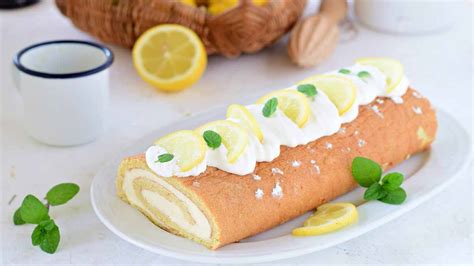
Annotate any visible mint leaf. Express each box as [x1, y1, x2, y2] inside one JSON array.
[[364, 183, 387, 200], [31, 224, 46, 246], [357, 71, 371, 80], [339, 68, 351, 74], [379, 187, 407, 205], [351, 157, 382, 188], [382, 172, 404, 191], [13, 208, 25, 225], [156, 153, 174, 163], [46, 183, 80, 206], [20, 195, 49, 224], [297, 84, 317, 99], [40, 225, 60, 254], [203, 130, 221, 149], [262, 97, 278, 117], [39, 219, 56, 231]]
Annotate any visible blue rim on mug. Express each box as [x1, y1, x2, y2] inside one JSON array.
[[13, 40, 114, 79]]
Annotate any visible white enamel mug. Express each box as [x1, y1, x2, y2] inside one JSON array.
[[13, 40, 113, 146]]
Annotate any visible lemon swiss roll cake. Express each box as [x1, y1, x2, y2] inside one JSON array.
[[116, 58, 437, 249]]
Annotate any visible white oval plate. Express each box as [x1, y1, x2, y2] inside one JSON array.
[[91, 109, 471, 264]]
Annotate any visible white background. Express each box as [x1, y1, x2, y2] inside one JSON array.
[[1, 0, 472, 264]]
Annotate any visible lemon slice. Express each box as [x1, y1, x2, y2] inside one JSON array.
[[298, 75, 356, 115], [196, 120, 248, 163], [154, 130, 206, 171], [226, 104, 264, 142], [256, 89, 311, 127], [292, 203, 358, 236], [133, 24, 207, 92], [356, 57, 404, 93]]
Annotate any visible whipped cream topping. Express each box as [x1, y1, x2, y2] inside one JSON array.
[[146, 146, 207, 178], [146, 64, 410, 177]]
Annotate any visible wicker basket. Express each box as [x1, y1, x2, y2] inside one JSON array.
[[55, 0, 306, 58]]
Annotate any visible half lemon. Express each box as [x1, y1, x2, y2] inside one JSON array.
[[133, 24, 207, 92]]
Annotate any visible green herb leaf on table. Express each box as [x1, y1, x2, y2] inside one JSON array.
[[364, 183, 387, 200], [351, 157, 382, 187], [262, 97, 278, 118], [13, 208, 25, 225], [46, 183, 80, 206], [339, 68, 351, 74], [297, 84, 317, 100], [20, 195, 49, 224], [351, 157, 407, 205], [357, 71, 371, 80], [13, 182, 79, 254], [381, 172, 404, 191], [155, 153, 174, 163], [203, 130, 222, 149], [379, 188, 407, 205]]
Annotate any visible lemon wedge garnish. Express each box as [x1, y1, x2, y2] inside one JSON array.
[[298, 75, 356, 115], [356, 57, 404, 93], [256, 89, 311, 127], [154, 130, 207, 171], [196, 120, 248, 163], [226, 104, 264, 142], [132, 24, 207, 92], [292, 203, 358, 236]]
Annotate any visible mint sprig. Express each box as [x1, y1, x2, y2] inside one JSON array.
[[13, 183, 80, 254], [339, 68, 351, 74], [203, 130, 222, 149], [156, 153, 174, 163], [262, 97, 278, 117], [351, 157, 407, 205], [297, 84, 317, 100], [357, 71, 371, 81]]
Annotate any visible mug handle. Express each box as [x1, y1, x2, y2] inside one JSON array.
[[11, 63, 20, 91]]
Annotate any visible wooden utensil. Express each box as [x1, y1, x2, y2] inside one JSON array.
[[288, 0, 348, 67]]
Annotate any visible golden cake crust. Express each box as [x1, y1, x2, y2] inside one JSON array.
[[117, 88, 437, 249]]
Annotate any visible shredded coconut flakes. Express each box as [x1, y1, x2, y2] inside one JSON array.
[[271, 167, 284, 175], [325, 142, 333, 150], [314, 165, 321, 175], [413, 91, 422, 98], [358, 139, 366, 147], [291, 160, 301, 167], [252, 174, 261, 181], [255, 188, 264, 199], [412, 106, 423, 115], [271, 182, 283, 199], [371, 105, 384, 118]]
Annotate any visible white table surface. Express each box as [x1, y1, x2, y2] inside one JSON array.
[[1, 1, 472, 264]]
